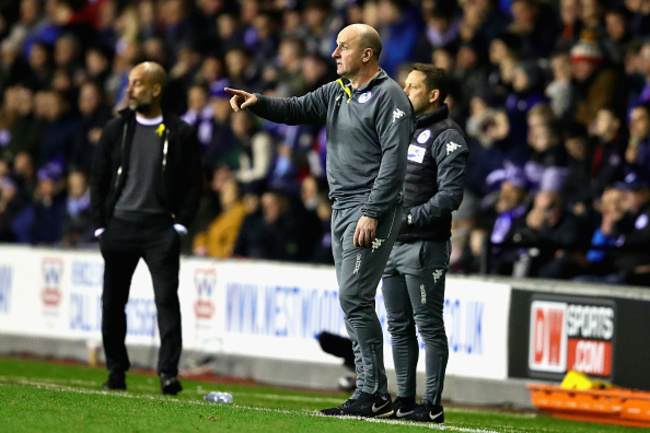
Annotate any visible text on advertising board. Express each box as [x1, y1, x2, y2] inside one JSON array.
[[0, 265, 11, 313], [445, 298, 484, 355], [226, 282, 344, 338], [529, 300, 614, 377]]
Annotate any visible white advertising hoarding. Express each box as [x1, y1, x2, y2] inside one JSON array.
[[0, 246, 510, 379]]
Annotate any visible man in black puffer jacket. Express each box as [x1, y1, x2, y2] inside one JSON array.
[[382, 63, 468, 424], [90, 62, 201, 395]]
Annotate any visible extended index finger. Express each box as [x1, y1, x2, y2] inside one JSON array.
[[224, 87, 244, 96]]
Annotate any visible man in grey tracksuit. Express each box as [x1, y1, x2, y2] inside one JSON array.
[[383, 64, 467, 423], [226, 24, 413, 417]]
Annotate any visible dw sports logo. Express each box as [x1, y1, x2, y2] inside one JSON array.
[[529, 299, 615, 377]]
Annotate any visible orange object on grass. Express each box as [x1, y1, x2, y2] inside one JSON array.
[[528, 383, 650, 428]]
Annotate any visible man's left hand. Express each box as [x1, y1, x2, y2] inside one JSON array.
[[354, 216, 378, 248]]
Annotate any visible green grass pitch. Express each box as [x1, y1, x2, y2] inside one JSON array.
[[0, 357, 641, 432]]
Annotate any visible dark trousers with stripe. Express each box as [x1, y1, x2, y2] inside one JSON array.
[[382, 240, 450, 405], [331, 204, 401, 397], [100, 215, 182, 376]]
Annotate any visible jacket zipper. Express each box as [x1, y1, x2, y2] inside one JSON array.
[[114, 122, 128, 189], [162, 128, 169, 176]]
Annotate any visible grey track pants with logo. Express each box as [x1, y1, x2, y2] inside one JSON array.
[[382, 240, 450, 405], [331, 204, 402, 397]]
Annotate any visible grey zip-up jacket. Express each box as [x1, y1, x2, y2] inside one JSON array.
[[251, 69, 414, 219]]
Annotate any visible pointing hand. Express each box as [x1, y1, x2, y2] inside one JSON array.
[[224, 87, 258, 112]]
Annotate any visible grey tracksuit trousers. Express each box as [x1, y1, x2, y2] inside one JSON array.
[[332, 204, 402, 397], [382, 239, 450, 405]]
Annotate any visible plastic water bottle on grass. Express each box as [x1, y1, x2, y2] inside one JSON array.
[[204, 391, 233, 403]]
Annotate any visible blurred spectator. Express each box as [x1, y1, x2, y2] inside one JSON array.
[[272, 36, 307, 98], [558, 0, 582, 46], [572, 187, 622, 282], [602, 6, 633, 65], [453, 39, 489, 117], [216, 12, 243, 52], [486, 33, 522, 102], [233, 189, 300, 261], [589, 108, 626, 197], [611, 171, 650, 285], [578, 0, 608, 49], [224, 46, 261, 92], [73, 81, 112, 173], [626, 0, 650, 38], [625, 104, 650, 172], [301, 0, 340, 59], [545, 50, 576, 123], [7, 0, 47, 59], [570, 39, 619, 127], [28, 41, 52, 90], [83, 45, 113, 92], [376, 0, 423, 77], [54, 33, 83, 77], [160, 0, 193, 64], [181, 84, 214, 152], [232, 110, 274, 193], [12, 151, 37, 201], [465, 106, 516, 195], [524, 120, 568, 192], [485, 166, 530, 275], [562, 122, 593, 211], [0, 176, 34, 243], [60, 170, 93, 246], [630, 40, 650, 108], [471, 0, 510, 48], [202, 85, 239, 173], [510, 189, 590, 278], [193, 176, 246, 258], [36, 89, 82, 167], [415, 0, 461, 61], [508, 0, 559, 59], [245, 10, 280, 68], [505, 60, 547, 147], [33, 160, 66, 244], [1, 38, 33, 95]]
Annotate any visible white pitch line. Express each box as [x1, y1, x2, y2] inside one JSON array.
[[0, 376, 535, 419], [0, 377, 514, 432]]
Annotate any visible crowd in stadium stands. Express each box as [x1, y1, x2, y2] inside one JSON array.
[[0, 0, 649, 283]]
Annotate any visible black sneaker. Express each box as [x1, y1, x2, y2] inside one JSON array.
[[391, 396, 417, 419], [339, 392, 394, 418], [321, 397, 357, 415], [404, 402, 444, 423], [102, 371, 126, 391], [160, 373, 183, 395]]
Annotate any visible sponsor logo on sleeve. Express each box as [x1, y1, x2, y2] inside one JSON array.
[[407, 144, 426, 164], [393, 108, 405, 122]]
